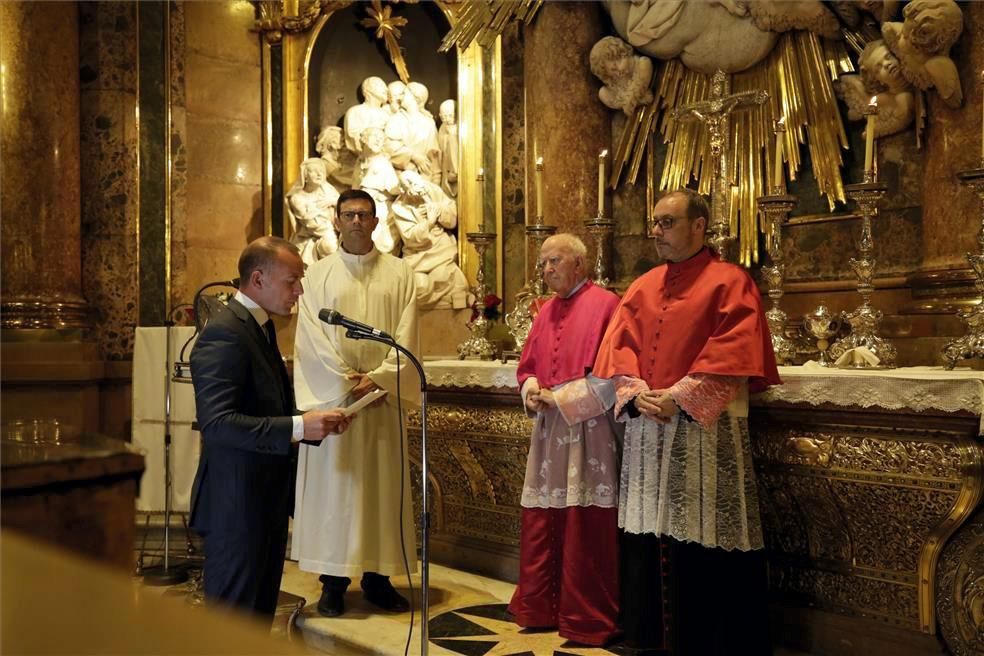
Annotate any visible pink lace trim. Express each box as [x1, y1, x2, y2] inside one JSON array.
[[669, 374, 744, 428], [613, 375, 650, 420]]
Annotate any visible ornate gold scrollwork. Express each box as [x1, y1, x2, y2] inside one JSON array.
[[407, 403, 530, 546], [936, 507, 984, 655], [752, 415, 983, 635], [784, 435, 834, 467]]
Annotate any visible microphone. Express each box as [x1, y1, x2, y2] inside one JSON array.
[[319, 309, 392, 339]]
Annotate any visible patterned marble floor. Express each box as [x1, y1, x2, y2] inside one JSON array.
[[280, 560, 624, 656], [281, 561, 811, 656]]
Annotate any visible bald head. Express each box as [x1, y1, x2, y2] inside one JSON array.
[[237, 236, 304, 316]]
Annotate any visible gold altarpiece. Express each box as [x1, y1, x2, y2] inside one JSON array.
[[257, 0, 503, 295]]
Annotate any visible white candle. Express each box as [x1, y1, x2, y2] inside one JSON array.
[[773, 117, 785, 190], [598, 149, 608, 216], [864, 96, 877, 174], [535, 157, 544, 220]]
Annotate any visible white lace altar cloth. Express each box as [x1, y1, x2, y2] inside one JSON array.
[[756, 365, 984, 434], [423, 359, 519, 390]]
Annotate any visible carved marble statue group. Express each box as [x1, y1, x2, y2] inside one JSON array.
[[289, 76, 468, 310]]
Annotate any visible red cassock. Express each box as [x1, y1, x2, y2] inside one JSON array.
[[517, 281, 621, 389], [594, 247, 780, 391], [509, 280, 622, 646]]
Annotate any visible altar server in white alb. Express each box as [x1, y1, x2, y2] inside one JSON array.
[[292, 188, 420, 618]]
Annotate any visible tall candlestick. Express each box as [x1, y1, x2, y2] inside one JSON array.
[[597, 149, 608, 216], [773, 117, 786, 190], [864, 96, 878, 174], [477, 168, 486, 231], [980, 70, 984, 164], [535, 157, 544, 222]]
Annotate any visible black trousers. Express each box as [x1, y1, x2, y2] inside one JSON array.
[[202, 520, 289, 620], [620, 531, 772, 656]]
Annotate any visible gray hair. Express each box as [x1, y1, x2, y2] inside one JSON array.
[[542, 233, 588, 259]]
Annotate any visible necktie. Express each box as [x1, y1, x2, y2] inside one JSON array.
[[264, 319, 281, 358], [264, 319, 293, 411]]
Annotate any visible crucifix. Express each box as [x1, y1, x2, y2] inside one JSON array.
[[671, 70, 768, 260]]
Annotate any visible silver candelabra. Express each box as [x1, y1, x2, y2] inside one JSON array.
[[828, 176, 897, 367], [458, 232, 498, 360]]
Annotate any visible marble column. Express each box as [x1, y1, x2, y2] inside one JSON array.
[[919, 1, 984, 272], [0, 1, 89, 329], [523, 1, 610, 275]]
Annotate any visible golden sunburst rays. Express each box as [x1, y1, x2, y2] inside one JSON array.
[[614, 32, 855, 266], [439, 0, 544, 53], [360, 0, 412, 82]]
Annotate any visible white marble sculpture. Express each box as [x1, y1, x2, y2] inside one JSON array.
[[342, 76, 390, 154], [603, 0, 840, 74], [385, 82, 440, 178], [386, 80, 407, 115], [315, 126, 356, 187], [858, 0, 901, 24], [390, 170, 471, 310], [408, 81, 434, 120], [589, 36, 654, 115], [354, 126, 400, 255], [286, 158, 340, 265], [882, 0, 964, 108], [437, 99, 459, 198], [836, 40, 915, 138]]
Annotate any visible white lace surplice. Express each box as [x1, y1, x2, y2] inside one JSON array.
[[615, 374, 763, 551], [520, 376, 621, 509]]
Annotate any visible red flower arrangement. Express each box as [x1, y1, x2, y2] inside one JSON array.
[[471, 293, 502, 322]]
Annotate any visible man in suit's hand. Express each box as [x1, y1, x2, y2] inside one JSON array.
[[302, 409, 353, 441]]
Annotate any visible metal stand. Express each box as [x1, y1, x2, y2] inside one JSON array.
[[829, 176, 897, 367], [584, 215, 614, 288], [343, 329, 430, 656], [942, 168, 984, 369], [457, 232, 498, 360], [142, 321, 190, 585], [757, 192, 797, 364], [505, 223, 557, 352]]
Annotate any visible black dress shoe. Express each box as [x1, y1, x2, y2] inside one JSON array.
[[361, 574, 410, 612], [317, 587, 345, 617], [316, 575, 351, 617]]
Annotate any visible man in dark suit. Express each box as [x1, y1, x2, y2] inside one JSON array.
[[189, 236, 352, 619]]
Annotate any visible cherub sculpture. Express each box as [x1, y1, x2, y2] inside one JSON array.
[[835, 39, 915, 138], [882, 0, 964, 108], [589, 36, 654, 116]]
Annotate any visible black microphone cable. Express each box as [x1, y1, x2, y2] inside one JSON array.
[[395, 348, 416, 656]]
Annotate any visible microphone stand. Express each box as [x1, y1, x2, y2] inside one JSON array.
[[142, 320, 190, 585], [344, 328, 430, 656]]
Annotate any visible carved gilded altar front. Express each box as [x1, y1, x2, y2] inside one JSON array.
[[751, 403, 983, 655], [406, 389, 532, 581], [413, 361, 983, 654]]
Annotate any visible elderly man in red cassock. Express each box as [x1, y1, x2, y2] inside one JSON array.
[[508, 233, 622, 646], [594, 189, 781, 656]]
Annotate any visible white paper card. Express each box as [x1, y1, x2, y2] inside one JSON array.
[[342, 388, 388, 416]]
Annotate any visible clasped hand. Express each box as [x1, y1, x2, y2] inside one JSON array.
[[524, 383, 556, 413], [635, 389, 679, 424], [346, 372, 385, 405]]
